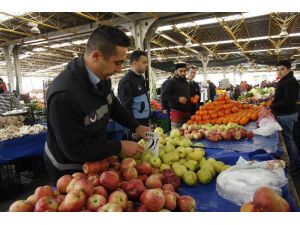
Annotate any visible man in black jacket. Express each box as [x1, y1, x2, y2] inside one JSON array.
[[118, 50, 150, 126], [207, 80, 217, 101], [271, 60, 300, 173], [161, 62, 190, 127], [45, 25, 150, 183], [187, 66, 200, 115]]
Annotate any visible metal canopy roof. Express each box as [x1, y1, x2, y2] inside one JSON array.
[[0, 12, 300, 76]]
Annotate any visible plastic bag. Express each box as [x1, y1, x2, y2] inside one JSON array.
[[252, 108, 282, 136], [216, 157, 288, 206]]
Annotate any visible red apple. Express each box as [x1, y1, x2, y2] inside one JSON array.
[[98, 159, 110, 172], [100, 171, 120, 191], [208, 132, 220, 142], [55, 195, 65, 205], [151, 168, 161, 175], [162, 184, 175, 192], [86, 194, 107, 211], [246, 131, 254, 139], [125, 200, 136, 212], [97, 203, 122, 212], [136, 162, 153, 176], [34, 196, 58, 212], [177, 195, 196, 212], [58, 190, 86, 212], [121, 158, 137, 170], [138, 175, 148, 184], [66, 178, 80, 193], [233, 131, 242, 140], [107, 155, 118, 166], [83, 161, 101, 174], [163, 191, 177, 211], [87, 173, 101, 187], [162, 175, 181, 190], [34, 185, 54, 201], [122, 167, 138, 181], [144, 189, 165, 212], [146, 175, 163, 189], [26, 194, 37, 206], [57, 175, 73, 194], [9, 200, 34, 212], [221, 131, 232, 141], [108, 191, 128, 211], [92, 186, 108, 198], [136, 205, 148, 212], [72, 172, 86, 179], [240, 129, 247, 138], [122, 178, 146, 200], [73, 179, 94, 197], [140, 189, 150, 205]]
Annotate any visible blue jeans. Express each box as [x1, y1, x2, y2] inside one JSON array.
[[277, 113, 300, 171]]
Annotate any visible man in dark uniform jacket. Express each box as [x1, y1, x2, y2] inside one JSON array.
[[187, 66, 200, 115], [161, 62, 190, 127], [45, 25, 151, 184], [271, 60, 300, 173]]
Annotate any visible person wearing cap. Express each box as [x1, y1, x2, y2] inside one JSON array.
[[187, 66, 201, 115], [271, 60, 300, 173], [44, 25, 151, 184], [161, 62, 190, 127]]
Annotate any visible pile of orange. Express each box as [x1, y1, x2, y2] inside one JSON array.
[[190, 95, 200, 104], [187, 93, 261, 126]]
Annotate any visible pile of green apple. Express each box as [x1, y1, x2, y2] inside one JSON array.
[[137, 127, 231, 186]]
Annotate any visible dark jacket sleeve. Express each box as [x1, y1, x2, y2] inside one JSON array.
[[48, 92, 122, 163], [110, 92, 140, 131], [118, 80, 134, 116], [161, 80, 180, 104], [271, 81, 299, 112]]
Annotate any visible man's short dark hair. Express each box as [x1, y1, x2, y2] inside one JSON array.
[[130, 50, 147, 64], [276, 60, 292, 69], [188, 66, 197, 71], [85, 25, 131, 59], [0, 78, 3, 82]]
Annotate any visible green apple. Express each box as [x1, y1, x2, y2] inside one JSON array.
[[173, 164, 187, 178], [167, 139, 177, 147], [164, 144, 175, 153], [197, 168, 213, 184], [170, 128, 181, 138], [184, 160, 197, 172], [183, 171, 198, 186], [187, 149, 204, 161], [162, 152, 179, 165], [179, 159, 187, 165], [194, 148, 205, 157], [185, 147, 193, 152], [141, 150, 153, 162], [213, 161, 225, 174], [160, 163, 171, 172], [171, 162, 181, 169], [159, 143, 164, 149], [176, 147, 187, 159], [202, 162, 216, 177], [179, 138, 192, 148], [138, 139, 146, 146], [207, 158, 217, 165], [173, 137, 182, 146], [160, 138, 167, 145], [154, 127, 164, 135], [199, 158, 207, 169], [149, 156, 162, 168], [159, 148, 165, 158]]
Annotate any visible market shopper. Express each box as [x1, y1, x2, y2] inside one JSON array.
[[44, 25, 151, 184], [187, 66, 200, 115], [270, 60, 300, 173], [0, 78, 7, 92], [161, 62, 190, 127], [207, 80, 217, 101], [0, 88, 23, 114], [118, 50, 150, 126]]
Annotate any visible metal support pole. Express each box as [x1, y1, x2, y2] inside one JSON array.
[[13, 46, 23, 94], [146, 37, 156, 100], [3, 45, 15, 91]]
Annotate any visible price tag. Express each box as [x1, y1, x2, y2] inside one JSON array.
[[145, 132, 160, 156]]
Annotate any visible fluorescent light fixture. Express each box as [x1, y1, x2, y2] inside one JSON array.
[[49, 43, 72, 48], [35, 62, 68, 73], [71, 39, 88, 45], [157, 12, 269, 32]]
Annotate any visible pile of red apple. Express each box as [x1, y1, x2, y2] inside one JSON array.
[[8, 156, 196, 212], [180, 123, 254, 142]]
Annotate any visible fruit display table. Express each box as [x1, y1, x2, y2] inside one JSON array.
[[0, 132, 46, 164], [175, 131, 300, 212]]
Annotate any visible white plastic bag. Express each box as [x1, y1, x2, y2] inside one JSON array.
[[252, 117, 282, 136], [216, 157, 288, 206]]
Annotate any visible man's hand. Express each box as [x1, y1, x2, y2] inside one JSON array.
[[179, 96, 187, 104], [120, 140, 145, 157], [135, 125, 152, 141]]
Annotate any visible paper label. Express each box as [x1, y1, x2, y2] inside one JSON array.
[[145, 132, 160, 156]]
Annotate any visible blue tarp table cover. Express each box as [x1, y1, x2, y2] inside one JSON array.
[[178, 145, 299, 212], [0, 132, 46, 164]]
